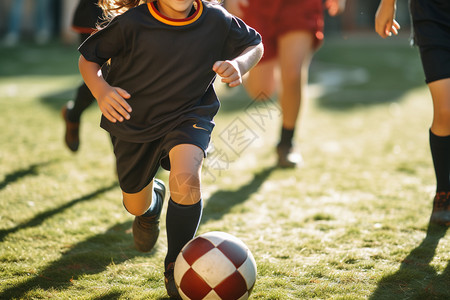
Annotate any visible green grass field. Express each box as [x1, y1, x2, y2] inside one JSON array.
[[0, 36, 449, 299]]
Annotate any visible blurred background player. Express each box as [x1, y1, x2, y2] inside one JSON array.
[[225, 0, 346, 168], [61, 0, 103, 152], [2, 0, 52, 46], [376, 0, 450, 226]]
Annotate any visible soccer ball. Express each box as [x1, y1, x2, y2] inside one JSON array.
[[174, 231, 257, 300]]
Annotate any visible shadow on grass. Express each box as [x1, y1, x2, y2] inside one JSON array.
[[0, 182, 118, 243], [0, 161, 52, 191], [314, 89, 412, 111], [39, 88, 80, 111], [370, 224, 449, 300], [0, 221, 143, 300], [201, 166, 276, 224]]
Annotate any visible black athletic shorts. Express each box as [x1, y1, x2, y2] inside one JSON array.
[[110, 120, 213, 194], [418, 46, 450, 84]]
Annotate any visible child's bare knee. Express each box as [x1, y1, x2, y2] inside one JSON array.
[[122, 193, 151, 216], [123, 201, 148, 216], [434, 107, 450, 129], [169, 172, 201, 205]]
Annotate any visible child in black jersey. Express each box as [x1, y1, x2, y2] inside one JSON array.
[[78, 0, 263, 297], [62, 0, 103, 152], [376, 0, 450, 226]]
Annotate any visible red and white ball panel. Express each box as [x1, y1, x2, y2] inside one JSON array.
[[174, 231, 257, 300]]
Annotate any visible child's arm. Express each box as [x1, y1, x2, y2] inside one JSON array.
[[79, 55, 132, 123], [325, 0, 347, 17], [212, 42, 264, 87], [375, 0, 401, 38]]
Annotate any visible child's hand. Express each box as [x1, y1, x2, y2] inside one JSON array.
[[375, 0, 400, 38], [96, 86, 132, 123], [213, 60, 242, 87], [325, 0, 346, 17], [78, 55, 132, 123]]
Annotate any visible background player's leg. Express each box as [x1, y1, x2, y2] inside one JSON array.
[[62, 33, 96, 152], [243, 59, 278, 100], [278, 31, 314, 130], [67, 83, 95, 123], [276, 31, 314, 167]]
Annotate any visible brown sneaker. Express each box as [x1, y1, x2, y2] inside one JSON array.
[[132, 179, 166, 252], [164, 263, 181, 299], [429, 192, 450, 226], [276, 144, 303, 168], [61, 105, 80, 152]]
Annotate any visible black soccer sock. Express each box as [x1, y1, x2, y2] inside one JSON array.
[[278, 126, 295, 148], [67, 83, 95, 122], [429, 129, 450, 192], [164, 198, 203, 269]]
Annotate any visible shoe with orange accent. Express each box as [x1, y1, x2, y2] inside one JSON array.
[[61, 105, 80, 152], [429, 192, 450, 226]]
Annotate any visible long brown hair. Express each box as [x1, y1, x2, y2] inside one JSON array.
[[98, 0, 144, 20]]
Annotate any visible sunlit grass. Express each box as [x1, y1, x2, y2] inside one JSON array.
[[0, 37, 448, 299]]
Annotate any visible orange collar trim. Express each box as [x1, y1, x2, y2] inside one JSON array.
[[148, 0, 203, 26]]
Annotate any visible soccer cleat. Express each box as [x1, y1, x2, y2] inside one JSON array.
[[164, 263, 181, 299], [429, 192, 450, 226], [132, 179, 166, 252], [61, 105, 80, 152], [276, 144, 303, 168]]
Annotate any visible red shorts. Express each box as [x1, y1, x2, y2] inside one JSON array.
[[242, 0, 324, 62]]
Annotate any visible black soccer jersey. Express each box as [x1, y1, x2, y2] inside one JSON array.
[[410, 0, 450, 47], [79, 0, 262, 143]]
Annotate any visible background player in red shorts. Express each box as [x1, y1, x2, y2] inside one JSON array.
[[225, 0, 346, 168], [376, 0, 450, 226]]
